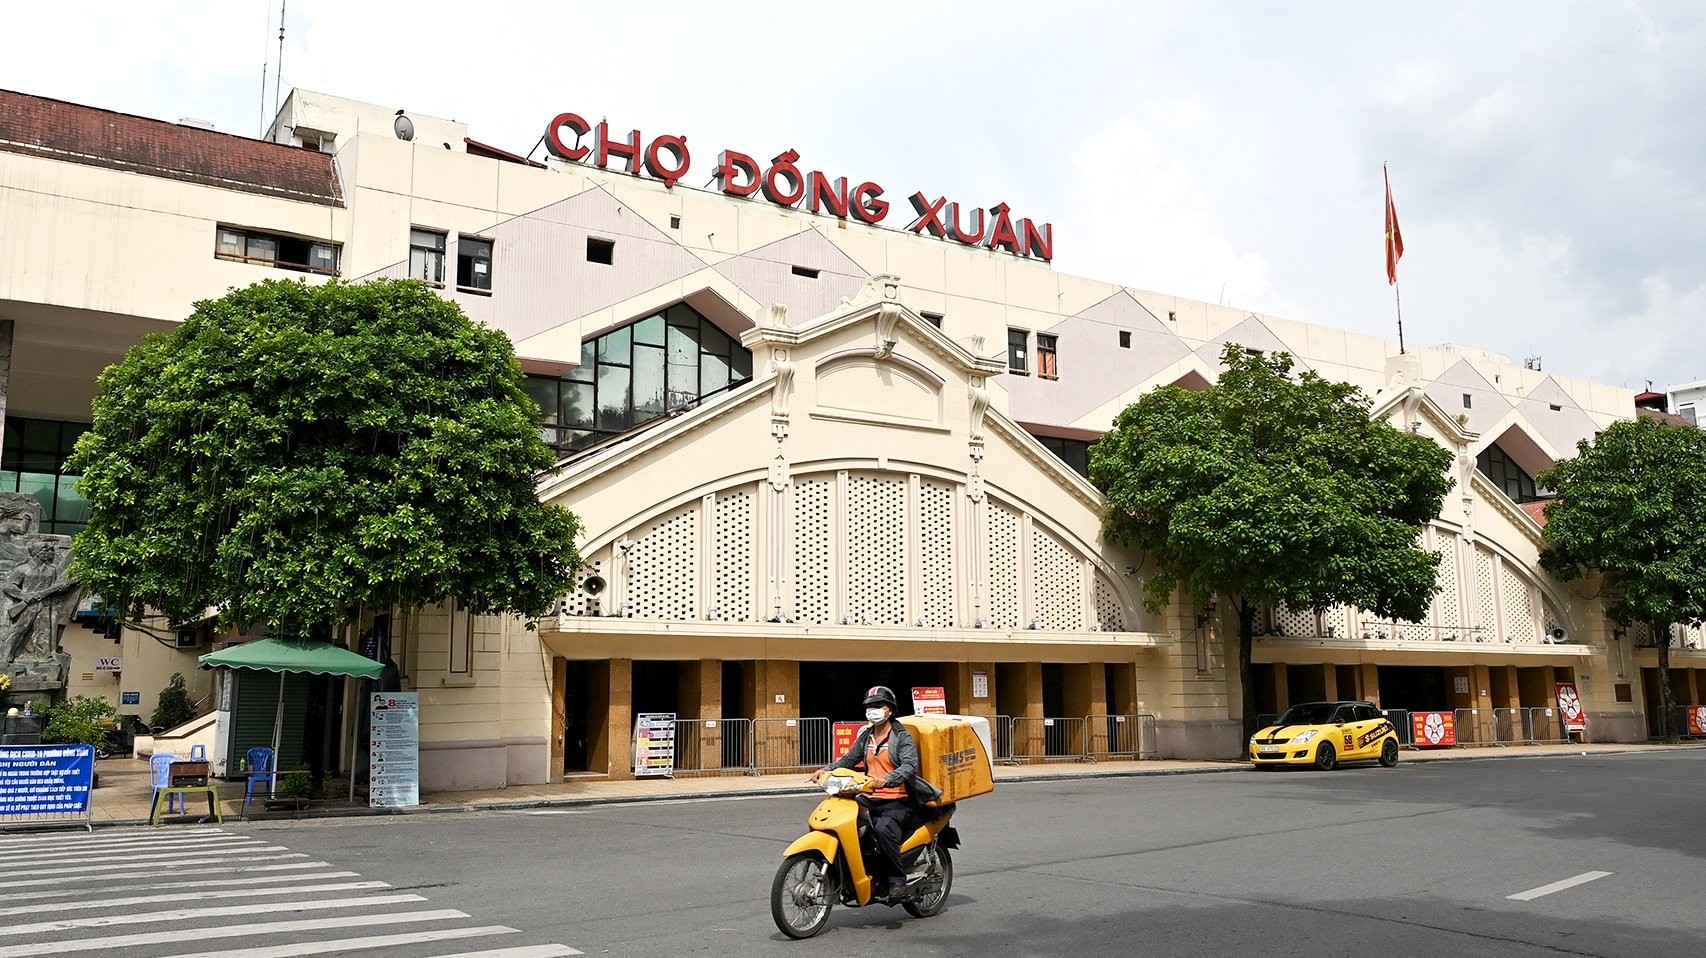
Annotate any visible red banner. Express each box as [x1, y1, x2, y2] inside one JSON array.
[[1555, 683, 1587, 732], [1412, 711, 1457, 747], [1688, 706, 1706, 736], [832, 721, 864, 760]]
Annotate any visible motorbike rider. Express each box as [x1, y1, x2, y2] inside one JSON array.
[[812, 685, 934, 896]]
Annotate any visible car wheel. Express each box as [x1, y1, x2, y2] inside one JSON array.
[[1314, 743, 1337, 771], [1379, 738, 1400, 767]]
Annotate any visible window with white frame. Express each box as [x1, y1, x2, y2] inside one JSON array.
[[410, 229, 447, 285], [215, 226, 339, 275]]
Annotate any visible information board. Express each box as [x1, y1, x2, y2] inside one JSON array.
[[911, 686, 947, 715], [832, 721, 864, 759], [1411, 711, 1457, 747], [632, 712, 677, 777], [369, 693, 420, 808], [0, 744, 94, 816]]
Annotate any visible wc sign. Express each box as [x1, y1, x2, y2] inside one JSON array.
[[95, 656, 123, 672]]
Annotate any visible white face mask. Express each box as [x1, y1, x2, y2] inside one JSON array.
[[865, 707, 889, 724]]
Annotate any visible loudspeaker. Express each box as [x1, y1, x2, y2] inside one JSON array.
[[580, 575, 607, 597], [1549, 627, 1567, 643]]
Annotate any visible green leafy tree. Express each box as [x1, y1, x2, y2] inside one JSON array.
[[42, 695, 119, 749], [1091, 345, 1454, 738], [67, 278, 582, 635], [150, 672, 197, 730], [1538, 414, 1706, 743]]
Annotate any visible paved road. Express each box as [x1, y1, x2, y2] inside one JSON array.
[[6, 751, 1703, 956]]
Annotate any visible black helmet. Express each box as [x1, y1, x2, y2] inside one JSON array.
[[862, 685, 898, 709]]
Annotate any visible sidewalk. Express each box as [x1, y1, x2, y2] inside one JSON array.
[[45, 741, 1696, 829]]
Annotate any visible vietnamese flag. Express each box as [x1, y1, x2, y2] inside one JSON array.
[[1384, 165, 1404, 285]]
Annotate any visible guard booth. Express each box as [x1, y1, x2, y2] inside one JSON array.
[[211, 668, 309, 777]]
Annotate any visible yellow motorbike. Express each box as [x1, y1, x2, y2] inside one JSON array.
[[770, 768, 958, 939]]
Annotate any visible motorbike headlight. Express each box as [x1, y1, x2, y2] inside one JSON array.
[[1292, 730, 1319, 744]]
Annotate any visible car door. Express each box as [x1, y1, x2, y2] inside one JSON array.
[[1347, 705, 1387, 758], [1332, 705, 1360, 757]]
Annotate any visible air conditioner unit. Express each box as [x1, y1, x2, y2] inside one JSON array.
[[175, 630, 200, 649]]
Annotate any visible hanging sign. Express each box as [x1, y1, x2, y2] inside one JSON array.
[[1411, 711, 1457, 748], [911, 686, 948, 716], [369, 693, 420, 808], [1555, 683, 1587, 733], [95, 656, 123, 672], [632, 712, 677, 778], [543, 111, 1054, 261]]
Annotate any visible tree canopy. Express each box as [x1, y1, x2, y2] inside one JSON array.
[[1090, 345, 1454, 734], [68, 278, 583, 633], [1538, 413, 1706, 740]]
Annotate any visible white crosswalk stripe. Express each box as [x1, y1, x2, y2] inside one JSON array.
[[0, 828, 586, 957]]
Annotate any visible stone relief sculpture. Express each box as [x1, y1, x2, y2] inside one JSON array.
[[0, 493, 78, 697]]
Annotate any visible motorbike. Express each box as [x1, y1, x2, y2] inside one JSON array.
[[770, 768, 959, 939]]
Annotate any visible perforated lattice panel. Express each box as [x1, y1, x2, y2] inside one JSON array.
[[846, 475, 906, 625], [792, 479, 833, 625], [1500, 562, 1534, 642], [561, 557, 604, 617], [1030, 526, 1082, 629], [1432, 533, 1462, 639], [712, 489, 754, 621], [629, 507, 698, 619], [1474, 547, 1497, 640], [1628, 621, 1654, 646], [1682, 621, 1705, 650], [1275, 603, 1317, 637], [1094, 577, 1124, 632], [1322, 606, 1354, 640], [920, 481, 956, 627], [987, 503, 1022, 629]]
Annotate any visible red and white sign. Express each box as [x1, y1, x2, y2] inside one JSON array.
[[911, 686, 947, 716], [1688, 706, 1706, 737], [1411, 711, 1457, 747], [1555, 683, 1587, 733], [832, 721, 864, 760], [543, 111, 1054, 261], [95, 656, 123, 672]]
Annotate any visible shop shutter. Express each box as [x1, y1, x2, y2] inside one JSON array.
[[229, 670, 311, 770]]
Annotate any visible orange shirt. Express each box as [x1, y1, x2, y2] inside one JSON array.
[[864, 727, 908, 800]]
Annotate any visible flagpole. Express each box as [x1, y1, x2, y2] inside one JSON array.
[[1395, 280, 1405, 355]]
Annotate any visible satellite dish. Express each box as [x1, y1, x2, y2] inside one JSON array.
[[393, 114, 415, 142]]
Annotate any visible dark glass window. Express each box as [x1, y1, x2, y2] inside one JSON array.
[[216, 225, 340, 276], [456, 236, 493, 292], [1008, 329, 1029, 374], [1, 417, 90, 536], [587, 237, 615, 265], [1476, 443, 1539, 503], [1033, 433, 1095, 479], [525, 303, 754, 453]]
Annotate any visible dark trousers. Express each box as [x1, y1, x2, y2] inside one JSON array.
[[860, 796, 915, 880]]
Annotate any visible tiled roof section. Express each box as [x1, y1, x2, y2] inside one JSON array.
[[1519, 499, 1551, 527], [1633, 390, 1667, 403], [0, 89, 342, 207], [1637, 407, 1695, 428]]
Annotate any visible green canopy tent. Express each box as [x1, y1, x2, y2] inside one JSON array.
[[199, 637, 384, 800]]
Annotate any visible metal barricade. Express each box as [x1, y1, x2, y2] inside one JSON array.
[[992, 715, 1014, 763], [1134, 713, 1159, 759], [670, 718, 752, 777], [1086, 714, 1141, 760], [1492, 707, 1523, 745], [1382, 709, 1413, 747], [749, 717, 831, 775], [1454, 708, 1495, 747], [1006, 716, 1091, 764], [1255, 713, 1279, 730], [1523, 707, 1570, 744]]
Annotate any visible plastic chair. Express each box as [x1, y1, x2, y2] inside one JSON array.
[[243, 746, 277, 807], [149, 753, 183, 814]]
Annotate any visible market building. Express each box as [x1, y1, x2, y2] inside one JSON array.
[[3, 86, 1701, 792]]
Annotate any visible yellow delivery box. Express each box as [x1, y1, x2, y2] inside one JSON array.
[[897, 714, 995, 806]]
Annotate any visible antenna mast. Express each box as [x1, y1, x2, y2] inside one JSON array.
[[273, 1, 288, 118], [258, 2, 271, 136]]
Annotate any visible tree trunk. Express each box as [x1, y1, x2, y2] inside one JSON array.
[[1238, 601, 1257, 741], [1656, 620, 1678, 744]]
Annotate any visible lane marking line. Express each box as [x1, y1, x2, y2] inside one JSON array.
[[0, 908, 468, 957], [1506, 871, 1613, 901]]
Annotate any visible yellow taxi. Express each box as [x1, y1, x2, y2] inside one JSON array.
[[1249, 701, 1401, 770]]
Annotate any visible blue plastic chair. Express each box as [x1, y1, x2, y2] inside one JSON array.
[[149, 753, 183, 814], [243, 747, 277, 807]]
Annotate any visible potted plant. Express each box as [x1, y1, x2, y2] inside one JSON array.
[[266, 767, 317, 811]]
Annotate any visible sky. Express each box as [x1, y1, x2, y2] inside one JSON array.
[[6, 2, 1704, 393]]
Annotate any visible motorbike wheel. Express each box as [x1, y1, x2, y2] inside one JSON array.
[[902, 843, 953, 918], [771, 852, 837, 939]]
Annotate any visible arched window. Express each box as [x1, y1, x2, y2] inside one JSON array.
[[526, 303, 753, 452]]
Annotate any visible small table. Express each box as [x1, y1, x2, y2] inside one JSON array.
[[151, 760, 224, 826]]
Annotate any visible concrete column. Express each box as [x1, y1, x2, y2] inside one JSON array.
[[1272, 664, 1290, 711], [680, 659, 722, 770], [1107, 662, 1138, 716], [1322, 664, 1339, 701], [1360, 664, 1380, 707], [604, 659, 633, 781], [550, 657, 567, 779], [1064, 663, 1106, 757], [751, 660, 802, 771], [0, 320, 11, 453]]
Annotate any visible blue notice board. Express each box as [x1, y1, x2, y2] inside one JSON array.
[[121, 691, 141, 706], [0, 744, 95, 815]]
